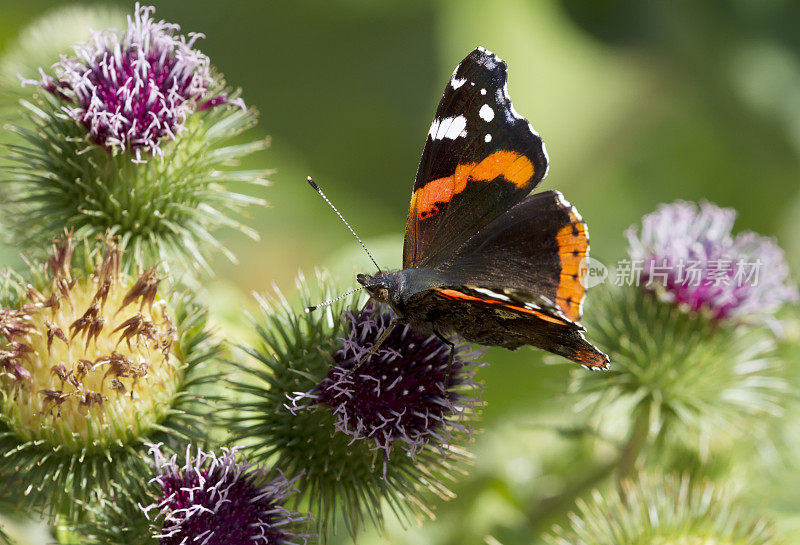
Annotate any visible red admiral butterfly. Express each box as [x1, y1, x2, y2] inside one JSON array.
[[308, 46, 609, 370]]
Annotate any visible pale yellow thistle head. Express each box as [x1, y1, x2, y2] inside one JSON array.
[[0, 234, 181, 450]]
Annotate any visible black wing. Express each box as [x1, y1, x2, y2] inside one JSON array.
[[403, 46, 549, 269]]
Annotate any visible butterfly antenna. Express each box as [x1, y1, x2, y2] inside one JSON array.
[[306, 176, 381, 272], [305, 286, 366, 313]]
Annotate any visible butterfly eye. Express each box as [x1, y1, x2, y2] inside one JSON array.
[[378, 288, 389, 302]]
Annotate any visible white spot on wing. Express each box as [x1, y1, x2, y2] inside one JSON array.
[[429, 115, 468, 141], [480, 88, 487, 95], [428, 118, 442, 139], [485, 134, 492, 142], [479, 104, 495, 122], [451, 76, 467, 89], [476, 46, 502, 63]]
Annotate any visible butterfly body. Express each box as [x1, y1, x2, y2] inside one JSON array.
[[356, 46, 609, 370], [358, 269, 568, 346]]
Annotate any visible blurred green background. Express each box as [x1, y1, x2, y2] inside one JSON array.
[[1, 0, 799, 544]]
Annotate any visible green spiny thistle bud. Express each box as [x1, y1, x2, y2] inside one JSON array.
[[546, 471, 784, 545], [3, 4, 269, 277], [225, 272, 484, 540], [0, 233, 220, 518]]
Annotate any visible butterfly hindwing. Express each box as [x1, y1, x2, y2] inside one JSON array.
[[404, 286, 609, 369], [403, 47, 549, 269], [430, 190, 588, 322]]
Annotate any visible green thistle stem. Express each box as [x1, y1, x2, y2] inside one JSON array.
[[525, 400, 651, 533], [617, 399, 651, 481], [525, 456, 617, 534]]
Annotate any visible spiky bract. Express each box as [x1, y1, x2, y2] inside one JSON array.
[[546, 472, 783, 545], [573, 284, 787, 459]]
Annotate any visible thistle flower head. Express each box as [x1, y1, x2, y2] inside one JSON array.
[[576, 201, 797, 461], [0, 234, 219, 517], [143, 444, 310, 545], [627, 200, 798, 320], [573, 283, 789, 461], [23, 3, 239, 162], [546, 472, 783, 545], [299, 304, 480, 465], [226, 273, 483, 538], [4, 4, 268, 277]]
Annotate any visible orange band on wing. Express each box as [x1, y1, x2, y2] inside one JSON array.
[[436, 288, 568, 325], [471, 150, 535, 188], [555, 211, 588, 321], [410, 150, 534, 220]]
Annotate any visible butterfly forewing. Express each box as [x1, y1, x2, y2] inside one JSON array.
[[403, 47, 549, 269]]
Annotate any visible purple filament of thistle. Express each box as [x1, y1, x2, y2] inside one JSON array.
[[627, 200, 797, 320], [311, 304, 481, 461], [143, 444, 309, 545], [22, 3, 243, 162]]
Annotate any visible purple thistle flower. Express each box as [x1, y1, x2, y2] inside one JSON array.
[[21, 3, 243, 162], [627, 200, 798, 320], [293, 304, 483, 468], [143, 444, 311, 545]]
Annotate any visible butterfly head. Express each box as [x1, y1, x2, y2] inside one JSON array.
[[357, 272, 396, 304]]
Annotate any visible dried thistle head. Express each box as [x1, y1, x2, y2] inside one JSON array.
[[0, 233, 219, 517], [1, 234, 178, 447]]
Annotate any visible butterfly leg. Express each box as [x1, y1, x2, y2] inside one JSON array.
[[358, 320, 397, 366], [339, 320, 397, 382], [433, 329, 456, 390]]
